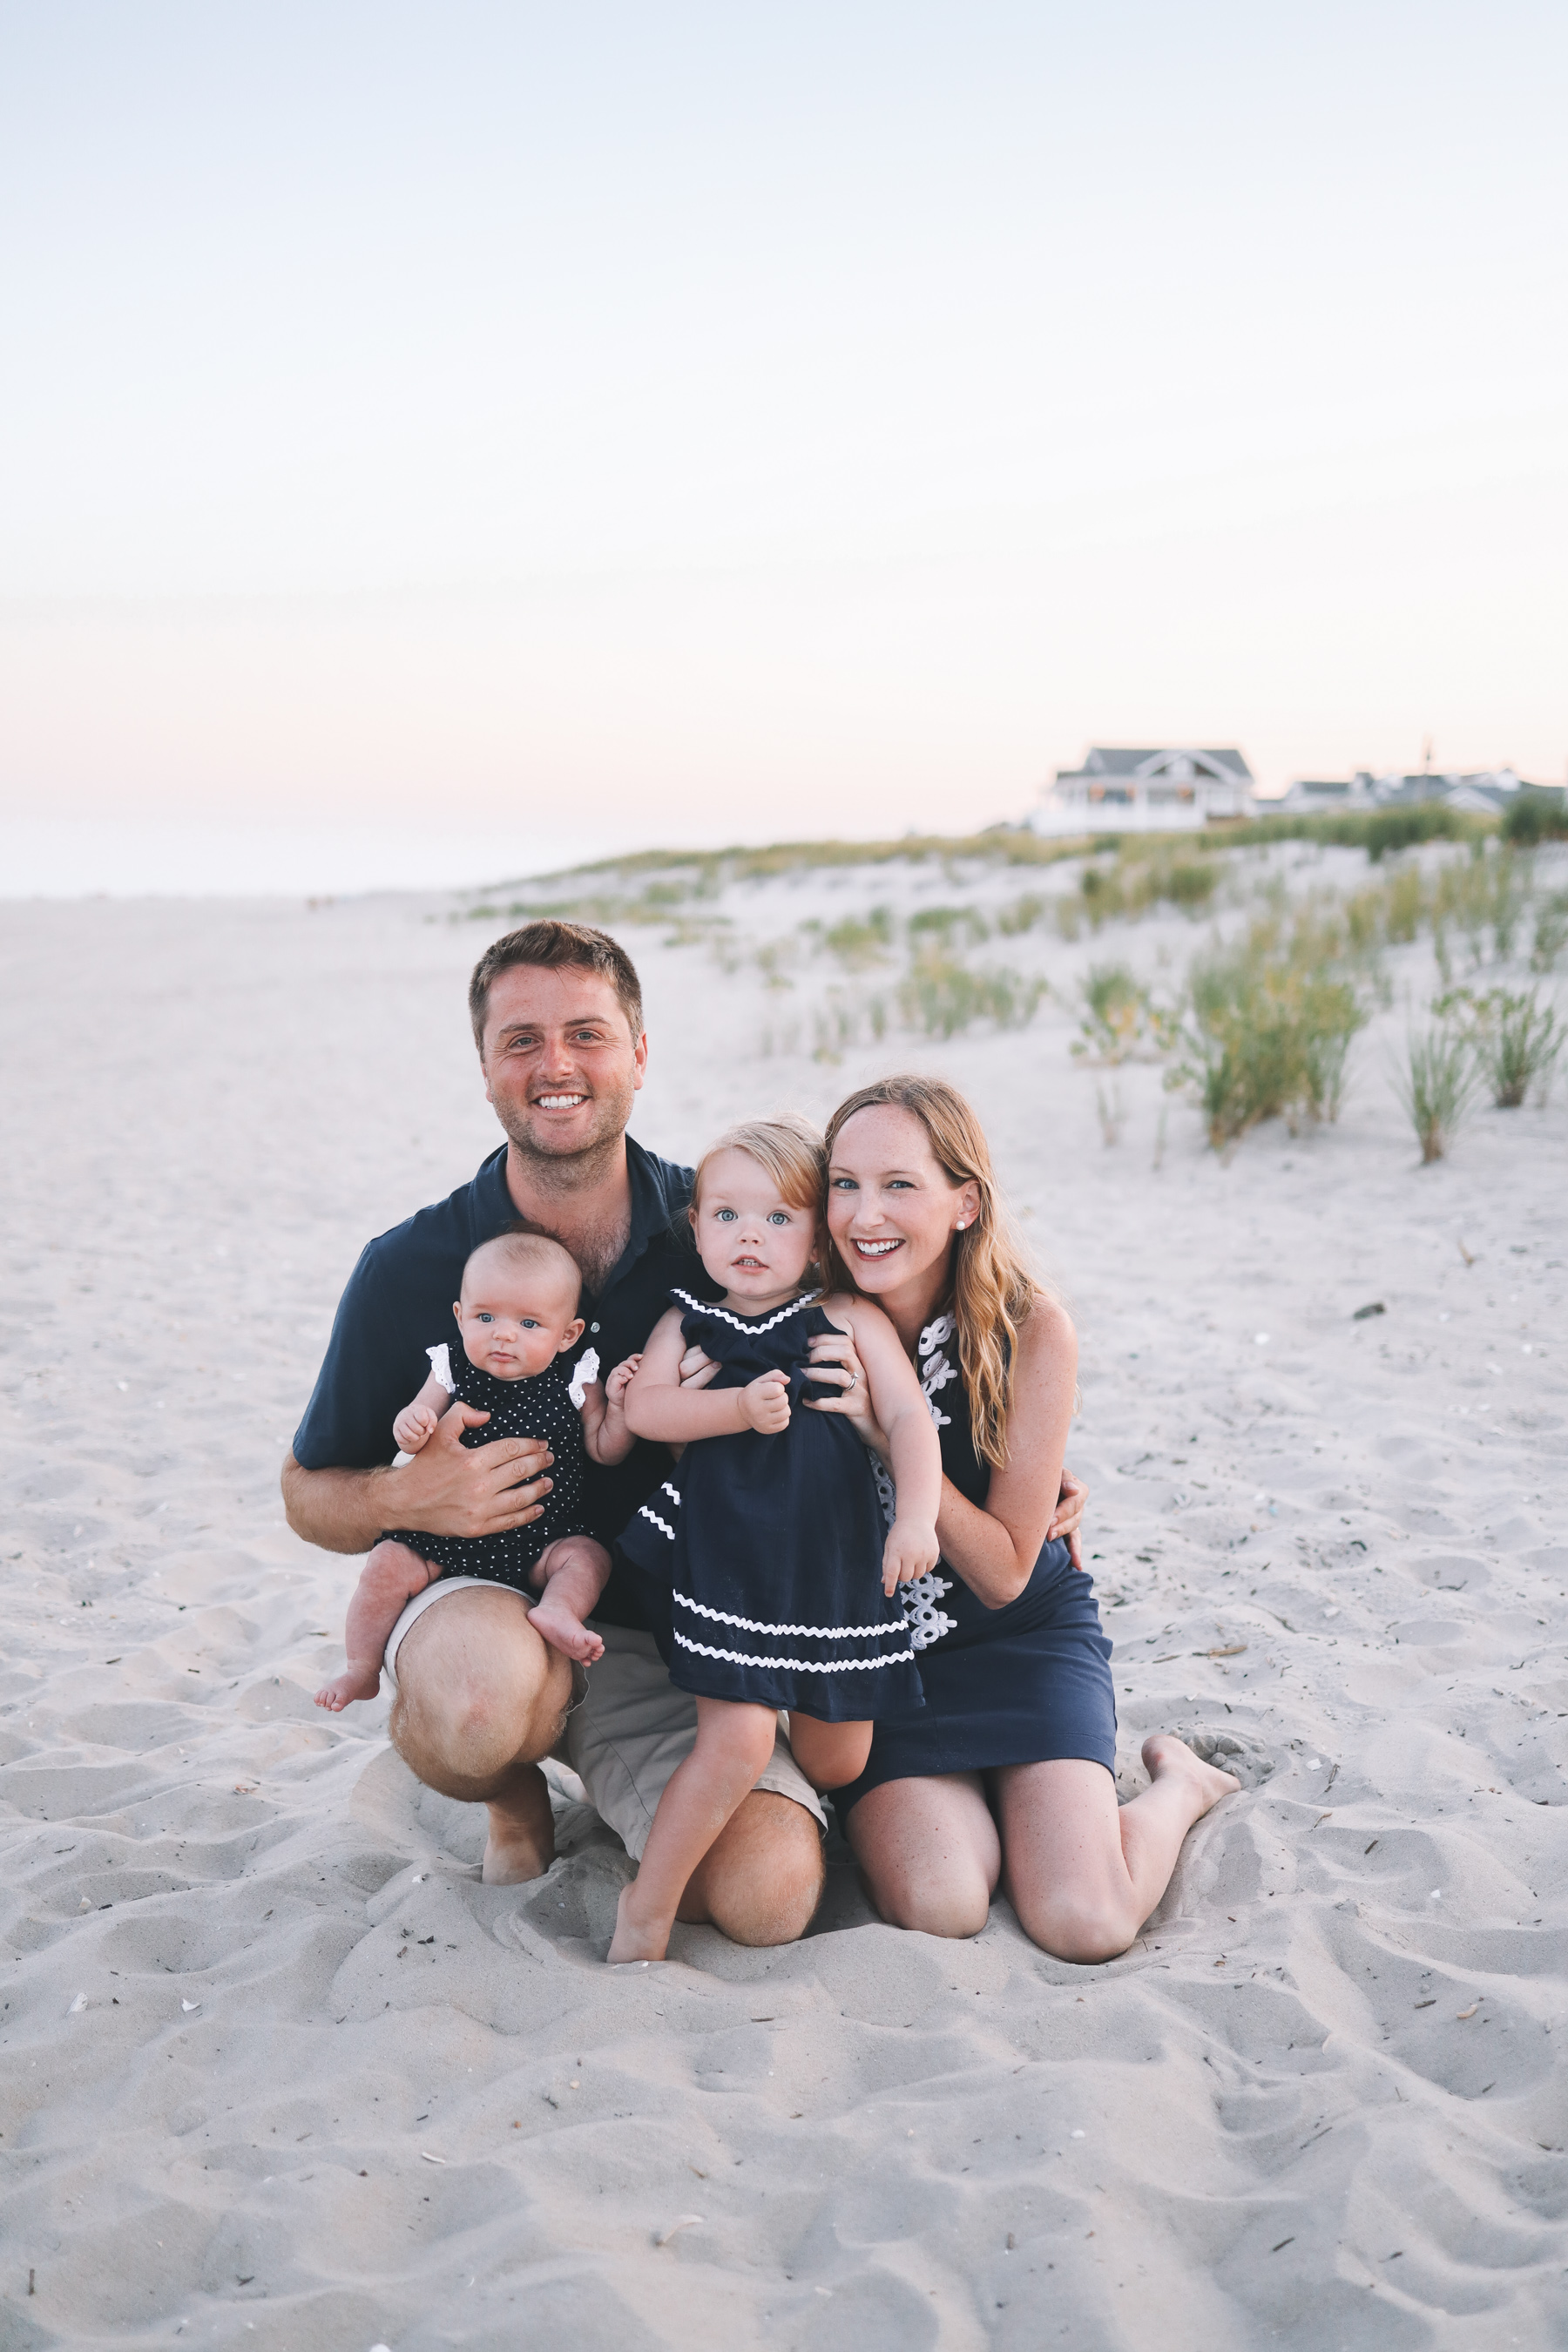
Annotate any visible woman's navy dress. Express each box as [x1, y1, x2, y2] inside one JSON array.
[[616, 1288, 923, 1722], [834, 1311, 1116, 1815]]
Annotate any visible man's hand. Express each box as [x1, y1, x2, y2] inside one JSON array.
[[740, 1370, 791, 1435], [381, 1400, 554, 1540], [882, 1516, 940, 1597]]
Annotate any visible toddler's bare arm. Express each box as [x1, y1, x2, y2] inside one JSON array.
[[580, 1354, 642, 1464]]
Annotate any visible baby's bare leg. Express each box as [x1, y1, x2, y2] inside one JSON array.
[[609, 1697, 779, 1963], [315, 1539, 437, 1710], [525, 1537, 612, 1665], [785, 1715, 873, 1792]]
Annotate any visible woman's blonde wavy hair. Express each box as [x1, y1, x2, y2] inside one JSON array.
[[821, 1075, 1037, 1470]]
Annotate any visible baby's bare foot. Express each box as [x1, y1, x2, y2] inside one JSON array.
[[314, 1665, 382, 1711], [527, 1594, 605, 1665], [607, 1882, 669, 1964]]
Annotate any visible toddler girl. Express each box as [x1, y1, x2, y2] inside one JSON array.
[[314, 1228, 638, 1710], [609, 1115, 942, 1963]]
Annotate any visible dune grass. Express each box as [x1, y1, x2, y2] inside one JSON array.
[[1168, 913, 1370, 1149], [1390, 1022, 1481, 1163]]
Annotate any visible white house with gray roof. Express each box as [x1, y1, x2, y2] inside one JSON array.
[[1038, 747, 1254, 832]]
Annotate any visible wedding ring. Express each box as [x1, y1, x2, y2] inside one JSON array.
[[848, 1372, 859, 1391]]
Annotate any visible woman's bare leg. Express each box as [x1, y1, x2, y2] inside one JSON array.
[[315, 1539, 436, 1711], [608, 1697, 780, 1963], [997, 1735, 1240, 1963], [784, 1715, 873, 1793], [844, 1772, 999, 1938]]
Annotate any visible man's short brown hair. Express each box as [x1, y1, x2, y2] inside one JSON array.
[[468, 921, 645, 1052]]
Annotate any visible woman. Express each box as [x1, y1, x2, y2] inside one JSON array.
[[805, 1074, 1238, 1963]]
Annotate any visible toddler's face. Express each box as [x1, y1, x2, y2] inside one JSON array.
[[693, 1147, 818, 1305], [453, 1267, 584, 1379]]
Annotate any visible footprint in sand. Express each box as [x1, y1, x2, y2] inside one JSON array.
[[1177, 1727, 1276, 1788]]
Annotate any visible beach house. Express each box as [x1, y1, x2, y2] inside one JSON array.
[[1039, 747, 1254, 833]]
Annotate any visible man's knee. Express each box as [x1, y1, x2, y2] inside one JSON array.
[[391, 1592, 571, 1791], [689, 1793, 825, 1948]]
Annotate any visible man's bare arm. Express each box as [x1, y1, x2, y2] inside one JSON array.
[[280, 1407, 556, 1556]]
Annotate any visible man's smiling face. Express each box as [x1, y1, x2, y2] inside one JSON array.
[[479, 963, 647, 1166]]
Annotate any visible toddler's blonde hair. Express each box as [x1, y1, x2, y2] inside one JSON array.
[[691, 1113, 826, 1224]]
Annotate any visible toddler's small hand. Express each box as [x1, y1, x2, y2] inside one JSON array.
[[741, 1370, 791, 1435], [882, 1517, 940, 1595], [392, 1402, 439, 1451], [605, 1355, 641, 1405]]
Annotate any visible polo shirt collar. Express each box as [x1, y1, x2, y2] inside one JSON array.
[[468, 1133, 685, 1304]]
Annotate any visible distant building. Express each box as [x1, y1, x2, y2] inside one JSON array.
[[1040, 747, 1254, 832], [1263, 765, 1535, 819]]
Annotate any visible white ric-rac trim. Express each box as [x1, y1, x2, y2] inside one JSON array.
[[674, 1631, 916, 1672], [674, 1591, 914, 1641], [671, 1286, 821, 1336], [638, 1504, 676, 1541]]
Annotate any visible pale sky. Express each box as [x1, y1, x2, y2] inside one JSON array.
[[3, 1, 1565, 887]]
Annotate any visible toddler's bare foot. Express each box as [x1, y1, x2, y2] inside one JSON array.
[[526, 1592, 605, 1665], [607, 1882, 669, 1964], [1143, 1733, 1240, 1811], [314, 1664, 382, 1710]]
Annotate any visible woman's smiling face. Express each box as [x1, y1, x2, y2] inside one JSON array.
[[826, 1104, 978, 1300]]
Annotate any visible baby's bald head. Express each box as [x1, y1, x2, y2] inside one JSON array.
[[454, 1229, 587, 1380]]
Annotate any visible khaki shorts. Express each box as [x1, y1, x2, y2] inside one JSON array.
[[564, 1623, 827, 1861], [382, 1585, 825, 1859]]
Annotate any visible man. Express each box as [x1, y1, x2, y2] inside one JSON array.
[[281, 920, 827, 1944]]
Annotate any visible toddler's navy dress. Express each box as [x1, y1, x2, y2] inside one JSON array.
[[617, 1288, 923, 1722], [833, 1313, 1118, 1816], [386, 1341, 589, 1589]]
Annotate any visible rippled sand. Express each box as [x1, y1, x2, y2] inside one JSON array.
[[2, 871, 1564, 2347]]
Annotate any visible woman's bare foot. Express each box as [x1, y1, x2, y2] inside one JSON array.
[[314, 1663, 382, 1710], [526, 1592, 605, 1665], [481, 1766, 557, 1885], [1143, 1732, 1241, 1812], [607, 1881, 670, 1964]]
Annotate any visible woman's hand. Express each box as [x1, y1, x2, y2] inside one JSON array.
[[677, 1343, 720, 1390], [804, 1328, 890, 1458], [1048, 1465, 1090, 1571]]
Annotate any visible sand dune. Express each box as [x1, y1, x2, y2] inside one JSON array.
[[2, 857, 1565, 2347]]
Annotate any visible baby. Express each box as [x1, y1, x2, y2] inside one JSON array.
[[314, 1229, 638, 1710]]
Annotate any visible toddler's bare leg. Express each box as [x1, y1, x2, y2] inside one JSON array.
[[525, 1537, 611, 1664], [785, 1715, 873, 1792], [315, 1539, 436, 1710], [608, 1698, 779, 1963]]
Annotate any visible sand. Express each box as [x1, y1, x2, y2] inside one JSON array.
[[2, 851, 1565, 2349]]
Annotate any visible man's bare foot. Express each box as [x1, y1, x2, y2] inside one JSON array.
[[526, 1593, 605, 1665], [314, 1664, 382, 1710], [1143, 1733, 1241, 1813], [607, 1881, 670, 1964], [481, 1767, 557, 1885]]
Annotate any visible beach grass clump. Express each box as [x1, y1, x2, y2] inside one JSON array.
[[1531, 892, 1568, 973], [1072, 963, 1179, 1064], [1433, 845, 1529, 970], [1501, 789, 1568, 848], [899, 949, 1046, 1039], [909, 903, 990, 948], [1169, 915, 1370, 1148], [1390, 1019, 1480, 1162], [822, 908, 896, 969], [996, 892, 1047, 936], [1438, 986, 1565, 1108]]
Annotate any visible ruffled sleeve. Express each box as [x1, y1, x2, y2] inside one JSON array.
[[426, 1342, 456, 1394]]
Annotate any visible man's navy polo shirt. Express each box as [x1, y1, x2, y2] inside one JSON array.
[[291, 1134, 701, 1628]]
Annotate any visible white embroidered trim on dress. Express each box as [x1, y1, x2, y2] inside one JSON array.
[[674, 1591, 915, 1641], [426, 1342, 456, 1394], [673, 1631, 917, 1672], [671, 1286, 821, 1336]]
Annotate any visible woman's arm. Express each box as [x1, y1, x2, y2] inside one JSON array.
[[933, 1298, 1078, 1608], [835, 1300, 943, 1590], [623, 1308, 789, 1444]]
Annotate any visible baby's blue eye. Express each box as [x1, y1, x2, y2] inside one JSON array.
[[476, 1312, 493, 1322], [767, 1211, 790, 1226], [715, 1208, 736, 1222], [521, 1318, 539, 1328]]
